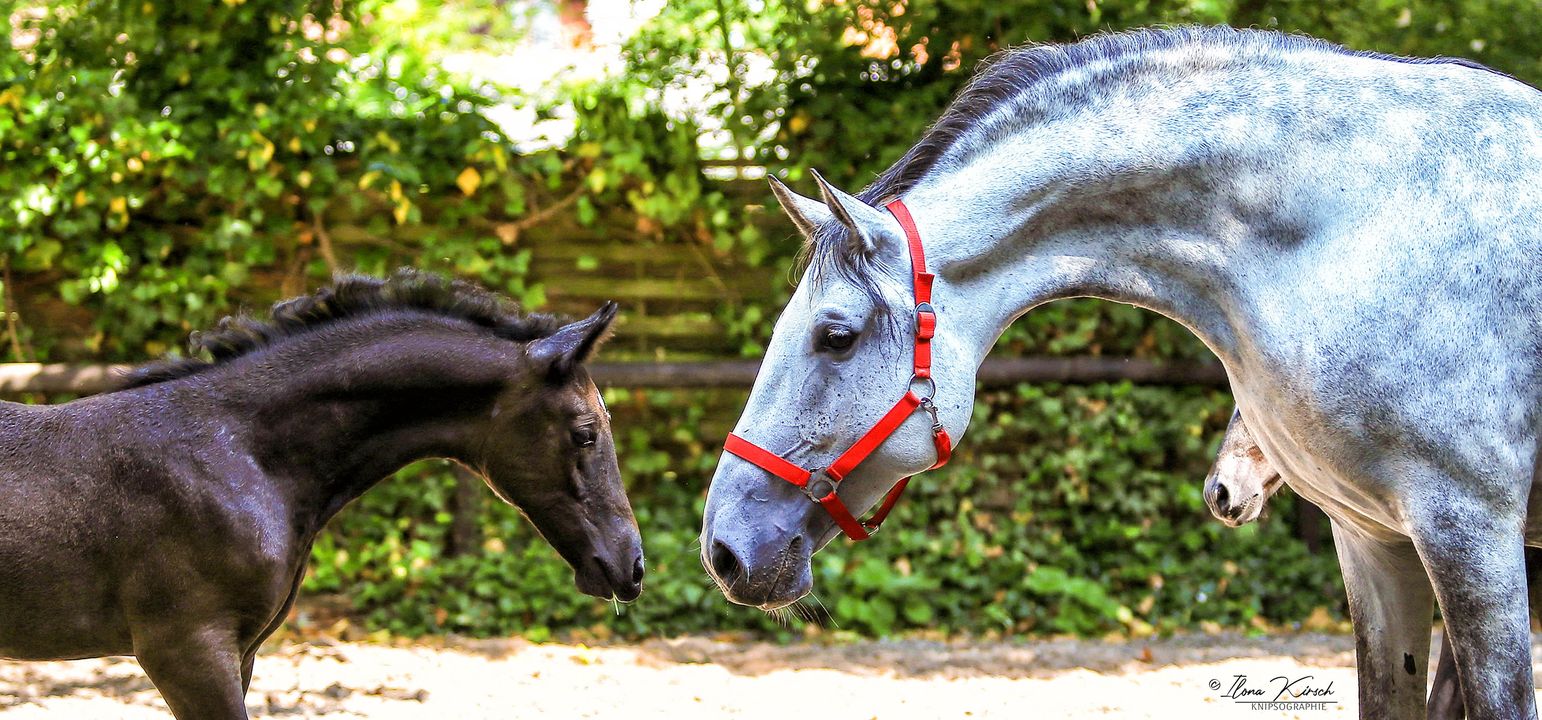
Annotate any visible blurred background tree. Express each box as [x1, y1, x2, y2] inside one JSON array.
[[3, 0, 1536, 640]]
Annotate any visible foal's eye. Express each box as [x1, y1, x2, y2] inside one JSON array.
[[571, 426, 597, 448], [821, 326, 856, 352]]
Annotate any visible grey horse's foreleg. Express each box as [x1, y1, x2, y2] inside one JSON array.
[[1332, 521, 1436, 719], [1410, 494, 1536, 720], [1427, 546, 1542, 719]]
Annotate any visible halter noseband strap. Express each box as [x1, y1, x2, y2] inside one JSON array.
[[723, 199, 954, 541]]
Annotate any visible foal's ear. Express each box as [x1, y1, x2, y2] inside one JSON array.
[[809, 168, 897, 257], [527, 301, 619, 380]]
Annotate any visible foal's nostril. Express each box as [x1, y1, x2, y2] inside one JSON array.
[[709, 540, 744, 586], [631, 555, 645, 585]]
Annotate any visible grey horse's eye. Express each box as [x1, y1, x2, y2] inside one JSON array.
[[821, 326, 856, 352]]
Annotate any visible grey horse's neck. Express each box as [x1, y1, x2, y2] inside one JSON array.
[[896, 36, 1535, 379], [906, 122, 1263, 369]]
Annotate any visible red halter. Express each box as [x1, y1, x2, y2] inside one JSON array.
[[723, 199, 953, 541]]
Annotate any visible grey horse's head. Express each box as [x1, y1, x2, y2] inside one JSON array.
[[699, 173, 982, 609]]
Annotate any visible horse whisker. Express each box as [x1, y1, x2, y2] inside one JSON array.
[[808, 591, 837, 629]]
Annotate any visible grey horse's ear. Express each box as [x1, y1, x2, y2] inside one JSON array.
[[527, 301, 618, 380], [809, 168, 894, 256], [768, 175, 833, 239]]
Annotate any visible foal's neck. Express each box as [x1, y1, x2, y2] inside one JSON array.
[[201, 317, 515, 529]]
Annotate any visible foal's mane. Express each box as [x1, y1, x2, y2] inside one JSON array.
[[120, 268, 563, 389], [804, 25, 1519, 298]]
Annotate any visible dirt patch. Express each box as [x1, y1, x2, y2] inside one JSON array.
[[625, 633, 1358, 678], [4, 633, 1542, 718]]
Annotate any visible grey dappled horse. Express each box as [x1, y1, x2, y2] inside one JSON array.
[[1206, 408, 1542, 719], [701, 27, 1542, 719]]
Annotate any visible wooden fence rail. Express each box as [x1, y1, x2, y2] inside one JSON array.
[[0, 358, 1228, 396]]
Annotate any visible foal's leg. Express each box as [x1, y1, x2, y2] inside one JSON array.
[[135, 623, 249, 720], [1332, 521, 1436, 719], [1410, 491, 1536, 720], [1429, 633, 1463, 719], [241, 653, 257, 693], [240, 561, 311, 693]]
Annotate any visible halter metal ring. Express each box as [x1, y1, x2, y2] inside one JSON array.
[[909, 373, 937, 402], [803, 469, 837, 503]]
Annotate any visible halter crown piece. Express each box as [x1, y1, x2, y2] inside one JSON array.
[[723, 199, 953, 541]]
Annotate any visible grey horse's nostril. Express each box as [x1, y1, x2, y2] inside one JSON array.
[[1213, 483, 1230, 513], [710, 540, 744, 586], [631, 555, 645, 585]]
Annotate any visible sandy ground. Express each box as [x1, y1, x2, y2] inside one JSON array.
[[6, 633, 1542, 719]]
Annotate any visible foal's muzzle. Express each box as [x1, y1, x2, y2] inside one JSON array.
[[576, 547, 645, 602]]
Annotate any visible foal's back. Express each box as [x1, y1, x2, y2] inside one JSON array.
[[0, 398, 123, 519]]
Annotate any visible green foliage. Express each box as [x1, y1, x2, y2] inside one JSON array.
[[11, 0, 1538, 640], [305, 382, 1343, 638], [624, 0, 1542, 359], [0, 0, 666, 358]]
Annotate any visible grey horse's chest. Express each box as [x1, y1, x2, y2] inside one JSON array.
[[1218, 204, 1542, 538], [1233, 383, 1408, 540]]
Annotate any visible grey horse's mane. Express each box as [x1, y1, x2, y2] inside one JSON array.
[[803, 25, 1517, 301], [121, 268, 563, 389]]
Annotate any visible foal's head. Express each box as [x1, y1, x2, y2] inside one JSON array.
[[473, 301, 644, 602], [128, 270, 643, 602], [1204, 408, 1284, 527]]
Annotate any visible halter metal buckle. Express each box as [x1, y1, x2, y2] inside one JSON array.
[[914, 302, 935, 336]]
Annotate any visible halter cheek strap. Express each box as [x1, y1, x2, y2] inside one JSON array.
[[723, 199, 953, 541]]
